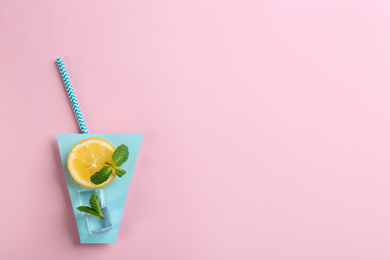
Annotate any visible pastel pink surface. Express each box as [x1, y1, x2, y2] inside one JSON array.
[[1, 0, 390, 259]]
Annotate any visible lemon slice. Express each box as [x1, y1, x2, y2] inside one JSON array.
[[67, 138, 116, 188]]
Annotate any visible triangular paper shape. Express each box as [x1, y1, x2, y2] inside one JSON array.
[[57, 133, 143, 243]]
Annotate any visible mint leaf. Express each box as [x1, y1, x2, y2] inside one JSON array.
[[77, 195, 105, 219], [113, 166, 126, 177], [89, 194, 104, 219], [90, 166, 112, 185], [76, 206, 103, 219], [112, 144, 129, 166]]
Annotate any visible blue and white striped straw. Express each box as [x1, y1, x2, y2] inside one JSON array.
[[56, 58, 88, 134]]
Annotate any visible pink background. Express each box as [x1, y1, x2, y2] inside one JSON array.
[[1, 0, 390, 259]]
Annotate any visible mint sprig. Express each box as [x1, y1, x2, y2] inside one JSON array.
[[90, 166, 112, 185], [112, 166, 126, 177], [89, 193, 103, 217], [77, 194, 105, 219], [112, 145, 129, 166], [90, 144, 129, 185]]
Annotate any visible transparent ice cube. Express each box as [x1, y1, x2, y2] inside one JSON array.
[[86, 207, 113, 234], [78, 189, 104, 208]]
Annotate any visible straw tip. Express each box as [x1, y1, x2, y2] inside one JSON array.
[[56, 58, 63, 62]]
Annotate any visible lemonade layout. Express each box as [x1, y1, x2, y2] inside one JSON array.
[[57, 133, 143, 244], [55, 59, 142, 243]]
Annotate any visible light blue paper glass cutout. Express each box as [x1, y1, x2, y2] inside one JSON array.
[[56, 133, 143, 244]]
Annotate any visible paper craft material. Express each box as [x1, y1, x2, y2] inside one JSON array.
[[57, 133, 143, 243]]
